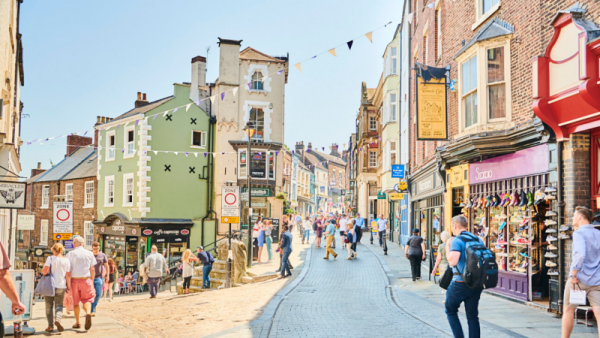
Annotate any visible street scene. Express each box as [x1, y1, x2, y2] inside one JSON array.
[[1, 0, 600, 337]]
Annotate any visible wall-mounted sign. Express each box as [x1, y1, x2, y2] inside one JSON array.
[[377, 191, 386, 200], [390, 193, 405, 201], [53, 202, 73, 233], [416, 77, 448, 140], [398, 181, 408, 191], [64, 240, 74, 250], [241, 187, 272, 200], [53, 233, 73, 240], [469, 144, 549, 184], [0, 181, 26, 209], [391, 165, 405, 179], [17, 215, 35, 231]]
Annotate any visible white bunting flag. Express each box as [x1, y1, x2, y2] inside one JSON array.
[[186, 103, 192, 111], [210, 96, 216, 104], [232, 88, 238, 97], [212, 153, 216, 158], [194, 153, 198, 158], [407, 12, 414, 24], [163, 110, 169, 117], [427, 2, 434, 9], [174, 152, 178, 156], [153, 151, 158, 155]]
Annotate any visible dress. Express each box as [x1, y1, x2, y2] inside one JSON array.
[[258, 230, 266, 247]]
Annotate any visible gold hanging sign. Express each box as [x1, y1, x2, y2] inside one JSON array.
[[416, 76, 448, 140]]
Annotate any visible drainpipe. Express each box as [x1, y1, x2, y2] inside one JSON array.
[[201, 86, 217, 249], [557, 141, 564, 314]]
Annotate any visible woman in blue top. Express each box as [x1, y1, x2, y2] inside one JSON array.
[[256, 217, 266, 263], [346, 220, 358, 259]]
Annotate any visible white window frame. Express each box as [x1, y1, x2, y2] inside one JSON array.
[[105, 175, 115, 207], [369, 151, 377, 168], [461, 53, 478, 130], [473, 0, 501, 30], [84, 181, 94, 208], [40, 220, 48, 246], [124, 126, 135, 159], [191, 130, 207, 149], [106, 130, 116, 161], [390, 92, 397, 122], [252, 71, 264, 91], [391, 46, 398, 75], [369, 116, 377, 131], [122, 173, 134, 207], [65, 183, 73, 202], [41, 185, 49, 209], [84, 221, 94, 250]]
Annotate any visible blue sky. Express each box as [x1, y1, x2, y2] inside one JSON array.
[[19, 0, 403, 176]]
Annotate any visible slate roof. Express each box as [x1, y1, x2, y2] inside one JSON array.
[[100, 96, 174, 126], [454, 17, 515, 59], [551, 3, 600, 44], [239, 47, 286, 63], [311, 150, 347, 166], [303, 152, 327, 170], [33, 147, 97, 183], [62, 151, 98, 180]]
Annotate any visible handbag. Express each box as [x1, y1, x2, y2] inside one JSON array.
[[570, 284, 587, 305], [35, 256, 56, 297], [439, 266, 454, 290]]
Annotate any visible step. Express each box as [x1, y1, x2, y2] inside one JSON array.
[[209, 269, 228, 280]]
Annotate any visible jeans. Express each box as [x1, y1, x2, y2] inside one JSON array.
[[202, 264, 212, 288], [147, 277, 160, 297], [45, 288, 66, 327], [91, 278, 103, 313], [265, 236, 273, 261], [379, 231, 386, 246], [303, 230, 310, 243], [281, 251, 292, 276], [325, 236, 337, 259], [408, 254, 422, 280], [445, 281, 483, 338]]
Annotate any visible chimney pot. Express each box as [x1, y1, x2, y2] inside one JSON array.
[[96, 116, 101, 124], [137, 92, 141, 100], [143, 93, 147, 101], [37, 162, 41, 169]]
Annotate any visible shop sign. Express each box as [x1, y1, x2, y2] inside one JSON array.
[[377, 191, 386, 200], [17, 215, 34, 231], [241, 187, 272, 200], [64, 240, 74, 250], [53, 233, 72, 240], [0, 181, 26, 209], [390, 193, 405, 201], [391, 164, 405, 178], [416, 77, 448, 141], [398, 181, 408, 191], [126, 236, 138, 243], [451, 166, 465, 185], [53, 201, 73, 233], [417, 176, 434, 194], [469, 144, 549, 184], [141, 227, 190, 237]]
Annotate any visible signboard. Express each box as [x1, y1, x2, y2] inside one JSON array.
[[53, 201, 73, 233], [398, 181, 408, 191], [0, 270, 34, 321], [17, 215, 35, 230], [221, 186, 240, 223], [390, 193, 405, 201], [469, 144, 549, 184], [377, 191, 386, 200], [53, 233, 73, 240], [64, 240, 74, 250], [221, 216, 240, 223], [0, 181, 26, 209], [450, 79, 456, 91], [391, 164, 405, 178], [416, 77, 448, 140], [241, 187, 272, 200], [141, 227, 190, 243]]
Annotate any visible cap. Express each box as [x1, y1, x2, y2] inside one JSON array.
[[412, 228, 420, 234], [196, 246, 203, 250]]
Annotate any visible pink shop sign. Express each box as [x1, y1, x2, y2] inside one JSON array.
[[469, 144, 549, 183]]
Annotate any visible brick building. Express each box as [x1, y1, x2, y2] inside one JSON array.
[[16, 136, 97, 271]]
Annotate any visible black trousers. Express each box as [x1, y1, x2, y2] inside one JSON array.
[[350, 242, 357, 253], [408, 254, 422, 280], [379, 231, 386, 246], [182, 276, 192, 289]]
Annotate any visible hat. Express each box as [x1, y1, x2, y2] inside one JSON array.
[[196, 246, 203, 250], [593, 211, 600, 220], [412, 228, 420, 234]]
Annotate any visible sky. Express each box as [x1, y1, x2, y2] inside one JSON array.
[[19, 0, 404, 177]]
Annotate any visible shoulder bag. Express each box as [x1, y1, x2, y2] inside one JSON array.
[[35, 256, 56, 297], [439, 266, 454, 290]]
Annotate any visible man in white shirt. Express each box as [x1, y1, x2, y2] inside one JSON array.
[[339, 214, 349, 249], [142, 245, 169, 299], [66, 236, 97, 331], [377, 214, 389, 255]]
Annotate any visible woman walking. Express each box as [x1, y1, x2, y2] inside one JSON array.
[[302, 216, 311, 245], [264, 220, 274, 263], [257, 217, 266, 263], [315, 216, 323, 248], [432, 231, 450, 291], [181, 249, 199, 294], [42, 243, 71, 333], [103, 259, 116, 302], [405, 228, 426, 281]]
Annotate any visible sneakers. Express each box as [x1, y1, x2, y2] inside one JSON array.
[[545, 186, 557, 193], [546, 261, 557, 267], [559, 233, 571, 239], [497, 239, 508, 245], [500, 213, 508, 219], [545, 252, 558, 258], [545, 228, 557, 233], [517, 238, 531, 245], [545, 210, 557, 216], [559, 225, 571, 232], [520, 252, 531, 259], [496, 252, 508, 257], [544, 219, 557, 225], [548, 269, 559, 276], [547, 235, 558, 242], [498, 221, 506, 232], [548, 244, 558, 250], [519, 190, 528, 207]]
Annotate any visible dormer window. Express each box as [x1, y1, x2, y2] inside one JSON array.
[[252, 72, 264, 90]]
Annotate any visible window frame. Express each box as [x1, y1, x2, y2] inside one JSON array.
[[461, 53, 478, 130], [65, 183, 73, 202], [252, 71, 264, 91], [191, 130, 207, 149], [369, 151, 377, 168], [84, 221, 94, 250], [106, 130, 116, 161], [248, 107, 265, 141], [40, 220, 48, 246], [369, 116, 377, 131], [390, 92, 397, 122], [122, 173, 134, 207], [41, 185, 49, 209], [105, 175, 115, 207], [84, 181, 94, 208], [124, 126, 135, 159], [237, 149, 275, 181], [391, 46, 398, 75], [473, 0, 501, 31]]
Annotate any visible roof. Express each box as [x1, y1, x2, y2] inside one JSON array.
[[311, 150, 346, 166], [366, 88, 376, 100], [303, 152, 327, 170], [454, 17, 515, 59], [102, 96, 174, 126], [33, 147, 97, 183], [550, 3, 600, 44], [239, 47, 286, 63], [62, 151, 98, 180], [25, 171, 46, 184]]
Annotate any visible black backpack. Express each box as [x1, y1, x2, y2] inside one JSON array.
[[312, 221, 318, 231], [455, 234, 498, 290]]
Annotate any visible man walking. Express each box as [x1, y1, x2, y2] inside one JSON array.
[[323, 218, 338, 260], [295, 214, 303, 236], [66, 236, 97, 330], [142, 245, 169, 299], [90, 242, 108, 316], [196, 246, 215, 289], [445, 215, 484, 338], [562, 206, 600, 337], [278, 225, 293, 278], [377, 214, 388, 248], [355, 213, 364, 244]]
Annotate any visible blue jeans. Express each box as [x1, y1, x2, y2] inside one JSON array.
[[303, 230, 310, 243], [281, 251, 292, 276], [265, 236, 273, 261], [445, 281, 483, 338], [148, 277, 160, 297], [91, 278, 103, 313], [202, 264, 212, 288]]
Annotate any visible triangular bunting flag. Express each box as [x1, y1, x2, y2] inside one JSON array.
[[174, 152, 178, 155], [221, 92, 225, 100], [328, 48, 337, 57], [145, 116, 149, 121], [210, 96, 216, 104], [194, 153, 198, 158], [232, 88, 238, 96], [185, 152, 188, 157], [365, 32, 373, 43], [196, 100, 201, 105], [186, 103, 192, 111], [173, 107, 179, 113], [135, 119, 139, 126], [153, 151, 158, 155], [116, 124, 120, 130], [277, 70, 284, 75], [248, 82, 252, 90], [347, 40, 353, 50], [294, 63, 302, 72], [163, 110, 169, 117], [407, 12, 414, 24], [428, 2, 434, 9], [212, 153, 216, 158], [204, 153, 207, 158]]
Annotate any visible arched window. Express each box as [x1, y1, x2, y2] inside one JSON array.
[[252, 71, 264, 90]]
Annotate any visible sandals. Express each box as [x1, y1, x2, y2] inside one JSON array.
[[72, 324, 81, 329], [85, 314, 92, 330], [45, 326, 54, 332], [55, 321, 64, 332]]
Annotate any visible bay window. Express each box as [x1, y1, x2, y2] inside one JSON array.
[[238, 150, 276, 180], [390, 93, 397, 122], [462, 55, 478, 128]]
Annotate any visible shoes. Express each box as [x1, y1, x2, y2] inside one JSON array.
[[545, 252, 558, 258], [503, 194, 511, 207], [559, 225, 571, 232], [544, 219, 557, 225], [546, 210, 557, 216], [527, 191, 534, 207], [519, 218, 529, 227], [545, 228, 557, 233], [323, 257, 329, 260], [546, 261, 557, 267], [519, 190, 527, 207], [517, 238, 531, 245], [496, 252, 508, 257], [498, 222, 506, 232], [548, 244, 558, 250], [545, 186, 557, 193], [520, 252, 531, 259], [559, 233, 571, 239], [548, 269, 559, 276], [497, 239, 508, 245], [494, 193, 502, 207], [534, 189, 547, 205], [547, 235, 558, 242]]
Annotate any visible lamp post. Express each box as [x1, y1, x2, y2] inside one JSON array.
[[243, 122, 256, 268]]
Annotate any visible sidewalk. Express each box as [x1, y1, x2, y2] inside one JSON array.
[[365, 236, 598, 338]]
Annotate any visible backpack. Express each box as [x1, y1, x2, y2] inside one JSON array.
[[312, 221, 318, 231], [454, 233, 498, 290]]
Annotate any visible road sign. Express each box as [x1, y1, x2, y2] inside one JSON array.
[[390, 193, 405, 201], [391, 164, 405, 178], [450, 79, 456, 91], [221, 186, 240, 219], [17, 215, 35, 230], [53, 201, 73, 233], [221, 216, 240, 223], [53, 233, 73, 240]]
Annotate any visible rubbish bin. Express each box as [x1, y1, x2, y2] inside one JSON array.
[[252, 238, 259, 261]]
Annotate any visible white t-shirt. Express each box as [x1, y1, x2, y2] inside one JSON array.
[[339, 218, 348, 232], [377, 219, 388, 231], [44, 256, 71, 289]]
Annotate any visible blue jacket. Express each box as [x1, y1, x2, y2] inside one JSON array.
[[280, 232, 293, 253]]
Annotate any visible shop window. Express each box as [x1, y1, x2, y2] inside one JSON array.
[[249, 108, 265, 140], [84, 181, 94, 207], [252, 71, 264, 90], [40, 220, 48, 245], [251, 151, 267, 179], [84, 221, 93, 249], [106, 131, 115, 161], [487, 47, 506, 119], [269, 152, 275, 179], [462, 54, 478, 128], [41, 185, 49, 208], [65, 183, 73, 202], [191, 130, 206, 148]]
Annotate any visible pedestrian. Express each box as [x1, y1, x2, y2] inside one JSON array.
[[132, 270, 139, 293], [181, 249, 199, 294], [257, 217, 266, 264], [124, 272, 133, 294], [432, 231, 451, 293], [103, 259, 116, 302], [315, 216, 323, 248], [377, 214, 388, 251], [278, 225, 293, 278], [445, 215, 485, 338], [91, 242, 108, 315], [330, 214, 337, 249], [0, 240, 26, 334], [355, 213, 364, 244], [348, 220, 359, 259], [323, 218, 338, 260], [252, 216, 262, 251], [42, 243, 70, 333], [302, 216, 311, 245], [562, 206, 600, 337], [65, 236, 97, 330], [282, 215, 289, 233], [196, 246, 215, 289], [339, 214, 348, 249], [141, 245, 169, 299], [295, 213, 303, 236], [405, 228, 425, 281], [276, 229, 294, 273], [264, 220, 273, 262]]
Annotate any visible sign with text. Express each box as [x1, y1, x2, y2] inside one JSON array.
[[0, 270, 34, 321], [17, 215, 35, 230], [391, 164, 405, 179], [416, 77, 447, 140], [221, 216, 240, 223], [221, 186, 240, 219], [0, 181, 26, 209], [53, 233, 73, 240], [53, 201, 73, 233], [469, 144, 549, 184], [390, 193, 405, 201], [241, 187, 272, 200]]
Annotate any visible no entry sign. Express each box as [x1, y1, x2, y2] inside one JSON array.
[[221, 186, 240, 222], [53, 201, 73, 233]]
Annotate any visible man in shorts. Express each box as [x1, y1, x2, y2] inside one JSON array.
[[66, 236, 97, 330]]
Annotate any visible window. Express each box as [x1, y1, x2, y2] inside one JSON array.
[[40, 220, 48, 246], [41, 185, 49, 208], [369, 151, 377, 167], [369, 116, 377, 130], [391, 47, 397, 75], [191, 131, 206, 148], [125, 128, 135, 157], [65, 184, 73, 202], [482, 0, 500, 16], [249, 108, 265, 140], [123, 173, 134, 207], [269, 152, 275, 179], [106, 131, 115, 161], [462, 54, 478, 128], [487, 47, 505, 119], [105, 176, 114, 207], [84, 181, 94, 207], [390, 93, 397, 122], [84, 221, 94, 249], [239, 151, 247, 177], [252, 71, 264, 90], [391, 140, 397, 165], [238, 150, 275, 180], [436, 7, 442, 61]]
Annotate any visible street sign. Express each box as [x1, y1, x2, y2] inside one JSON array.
[[391, 164, 405, 178], [394, 184, 399, 192], [64, 240, 74, 250], [390, 193, 405, 201], [398, 181, 408, 191], [377, 191, 386, 200], [221, 186, 240, 221], [0, 181, 26, 209], [17, 215, 35, 230], [53, 201, 73, 233], [221, 216, 240, 223], [450, 79, 456, 91], [53, 233, 73, 240]]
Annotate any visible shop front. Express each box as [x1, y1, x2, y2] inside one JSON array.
[[94, 214, 142, 275], [241, 187, 273, 229], [444, 164, 469, 235], [139, 224, 191, 270]]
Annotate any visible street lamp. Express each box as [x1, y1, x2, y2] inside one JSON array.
[[243, 122, 256, 268]]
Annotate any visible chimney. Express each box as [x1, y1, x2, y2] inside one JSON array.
[[295, 141, 305, 163], [330, 143, 341, 157], [190, 56, 207, 103], [30, 162, 46, 178], [217, 38, 242, 86], [135, 92, 148, 108], [307, 142, 312, 150], [66, 135, 93, 157], [94, 116, 102, 148]]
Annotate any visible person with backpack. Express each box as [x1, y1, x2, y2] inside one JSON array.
[[405, 228, 425, 281], [196, 246, 215, 289], [446, 215, 497, 338]]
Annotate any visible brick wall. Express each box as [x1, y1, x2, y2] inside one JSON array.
[[66, 135, 93, 157]]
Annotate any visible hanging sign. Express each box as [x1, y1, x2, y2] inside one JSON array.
[[416, 77, 448, 140], [391, 165, 405, 178], [0, 181, 26, 209], [398, 181, 408, 191], [53, 201, 73, 233], [17, 215, 35, 230], [390, 193, 405, 201]]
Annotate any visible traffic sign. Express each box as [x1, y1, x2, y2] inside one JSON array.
[[221, 216, 240, 224], [221, 186, 240, 219], [53, 202, 73, 233], [391, 165, 405, 178], [450, 79, 456, 91], [53, 233, 73, 240]]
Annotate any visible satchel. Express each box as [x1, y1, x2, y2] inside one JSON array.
[[35, 256, 56, 297], [570, 284, 587, 305], [439, 266, 454, 290]]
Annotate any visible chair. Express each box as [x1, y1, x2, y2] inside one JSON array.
[[135, 282, 144, 293], [117, 281, 126, 295], [576, 306, 594, 327]]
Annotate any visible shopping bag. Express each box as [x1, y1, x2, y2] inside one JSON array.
[[570, 284, 587, 305]]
